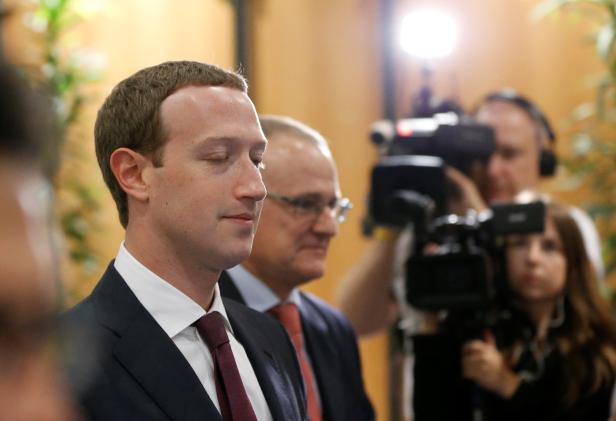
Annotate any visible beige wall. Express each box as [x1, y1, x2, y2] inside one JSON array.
[[4, 1, 605, 419]]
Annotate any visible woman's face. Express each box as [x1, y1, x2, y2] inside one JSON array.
[[506, 215, 567, 304]]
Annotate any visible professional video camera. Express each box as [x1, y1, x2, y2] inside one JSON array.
[[404, 202, 544, 311], [368, 113, 545, 312], [369, 112, 495, 221]]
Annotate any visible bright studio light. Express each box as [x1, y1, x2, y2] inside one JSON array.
[[399, 10, 458, 60]]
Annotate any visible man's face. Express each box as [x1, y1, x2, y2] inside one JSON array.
[[144, 86, 267, 272], [475, 100, 541, 204], [243, 134, 340, 297]]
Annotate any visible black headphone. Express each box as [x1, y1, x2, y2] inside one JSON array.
[[482, 89, 558, 177]]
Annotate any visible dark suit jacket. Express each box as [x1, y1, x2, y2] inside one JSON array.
[[219, 271, 375, 421], [64, 263, 307, 421]]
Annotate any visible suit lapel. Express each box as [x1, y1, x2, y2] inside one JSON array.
[[300, 294, 343, 421], [94, 265, 221, 421], [218, 271, 246, 304], [225, 299, 300, 421]]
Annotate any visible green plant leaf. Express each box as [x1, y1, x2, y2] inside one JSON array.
[[596, 22, 615, 58], [532, 0, 570, 20], [18, 0, 106, 289], [573, 132, 595, 155]]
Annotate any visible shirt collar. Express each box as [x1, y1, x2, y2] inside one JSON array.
[[227, 264, 302, 312], [114, 242, 233, 338]]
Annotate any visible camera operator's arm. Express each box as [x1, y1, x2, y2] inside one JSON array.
[[335, 228, 401, 336], [461, 333, 521, 398], [446, 167, 489, 214]]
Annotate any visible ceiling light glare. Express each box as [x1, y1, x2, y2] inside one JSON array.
[[399, 10, 458, 60]]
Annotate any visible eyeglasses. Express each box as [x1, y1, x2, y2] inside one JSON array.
[[267, 193, 353, 223]]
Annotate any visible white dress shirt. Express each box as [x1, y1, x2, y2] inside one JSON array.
[[114, 243, 273, 421]]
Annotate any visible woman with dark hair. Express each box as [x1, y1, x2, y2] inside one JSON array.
[[462, 199, 616, 420]]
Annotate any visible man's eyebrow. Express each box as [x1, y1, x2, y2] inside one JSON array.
[[293, 192, 339, 199], [198, 136, 237, 145], [497, 145, 521, 153], [198, 136, 267, 148]]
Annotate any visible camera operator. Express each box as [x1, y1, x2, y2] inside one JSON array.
[[414, 196, 616, 421], [336, 89, 604, 337]]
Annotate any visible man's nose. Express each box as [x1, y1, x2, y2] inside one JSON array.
[[486, 154, 504, 178], [235, 158, 267, 202], [312, 207, 339, 237]]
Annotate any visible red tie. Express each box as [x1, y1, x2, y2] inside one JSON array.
[[195, 311, 258, 421], [268, 303, 322, 421]]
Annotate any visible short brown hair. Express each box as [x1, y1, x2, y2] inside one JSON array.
[[95, 61, 247, 227]]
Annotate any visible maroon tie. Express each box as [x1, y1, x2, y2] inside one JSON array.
[[195, 311, 258, 421], [268, 303, 322, 421]]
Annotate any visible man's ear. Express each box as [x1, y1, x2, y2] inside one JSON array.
[[109, 148, 151, 202]]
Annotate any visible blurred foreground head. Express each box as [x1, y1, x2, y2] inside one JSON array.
[[0, 62, 77, 420]]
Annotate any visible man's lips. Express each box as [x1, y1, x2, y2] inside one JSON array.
[[222, 213, 256, 224], [300, 242, 329, 253]]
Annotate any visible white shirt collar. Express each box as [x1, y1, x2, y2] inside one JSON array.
[[227, 264, 302, 312], [114, 242, 232, 338]]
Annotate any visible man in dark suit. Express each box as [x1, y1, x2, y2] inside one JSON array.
[[65, 61, 307, 421], [219, 115, 375, 421]]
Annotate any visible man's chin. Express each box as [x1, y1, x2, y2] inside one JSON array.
[[295, 263, 326, 283], [216, 245, 253, 270]]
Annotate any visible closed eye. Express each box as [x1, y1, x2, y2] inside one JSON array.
[[203, 154, 229, 162]]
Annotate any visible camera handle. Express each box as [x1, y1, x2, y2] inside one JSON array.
[[470, 382, 484, 421]]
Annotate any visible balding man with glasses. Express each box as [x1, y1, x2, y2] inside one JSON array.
[[219, 115, 374, 421]]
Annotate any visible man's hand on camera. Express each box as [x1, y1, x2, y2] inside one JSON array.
[[461, 330, 520, 399], [446, 166, 488, 213]]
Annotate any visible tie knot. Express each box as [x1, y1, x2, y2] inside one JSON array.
[[195, 311, 230, 351], [267, 303, 302, 337]]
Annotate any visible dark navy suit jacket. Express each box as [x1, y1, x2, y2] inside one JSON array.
[[64, 263, 307, 421], [219, 271, 375, 421]]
